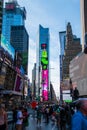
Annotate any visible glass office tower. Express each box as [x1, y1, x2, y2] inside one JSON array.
[[59, 31, 66, 81], [2, 0, 26, 43], [36, 25, 50, 101]]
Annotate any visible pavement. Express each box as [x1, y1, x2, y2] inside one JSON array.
[[26, 108, 59, 130], [8, 108, 59, 130]]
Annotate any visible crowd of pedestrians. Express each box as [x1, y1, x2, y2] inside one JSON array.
[[0, 98, 87, 130], [32, 98, 87, 130]]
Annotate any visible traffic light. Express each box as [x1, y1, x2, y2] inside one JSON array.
[[84, 33, 87, 54]]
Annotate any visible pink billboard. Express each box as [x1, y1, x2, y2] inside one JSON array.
[[14, 75, 23, 92], [42, 70, 48, 100]]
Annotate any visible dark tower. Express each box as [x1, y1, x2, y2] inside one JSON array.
[[63, 22, 82, 80]]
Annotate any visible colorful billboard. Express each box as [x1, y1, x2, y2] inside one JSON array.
[[42, 70, 48, 100], [14, 74, 23, 92], [1, 35, 15, 60], [41, 43, 49, 101]]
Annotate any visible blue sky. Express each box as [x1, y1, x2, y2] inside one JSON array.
[[5, 0, 81, 97]]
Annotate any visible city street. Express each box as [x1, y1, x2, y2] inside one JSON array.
[[26, 108, 58, 130], [26, 115, 58, 130]]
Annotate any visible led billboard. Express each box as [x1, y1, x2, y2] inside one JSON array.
[[14, 74, 23, 92], [1, 35, 15, 60], [42, 70, 48, 100], [41, 43, 49, 101]]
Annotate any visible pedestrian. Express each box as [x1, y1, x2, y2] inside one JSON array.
[[36, 104, 42, 127], [45, 105, 50, 123], [71, 98, 87, 130], [16, 106, 24, 130], [22, 108, 29, 130], [0, 104, 8, 130], [12, 106, 18, 130], [59, 104, 67, 130]]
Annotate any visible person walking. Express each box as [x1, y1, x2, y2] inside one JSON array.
[[16, 106, 24, 130], [45, 105, 50, 123], [36, 104, 42, 127], [0, 105, 8, 130], [22, 108, 29, 130], [71, 98, 87, 130]]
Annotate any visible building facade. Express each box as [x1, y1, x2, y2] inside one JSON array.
[[2, 0, 26, 43], [32, 63, 36, 99], [36, 25, 50, 101], [69, 52, 87, 97], [2, 1, 29, 74], [10, 25, 29, 73], [63, 22, 82, 81], [59, 31, 66, 81], [0, 1, 29, 107], [80, 0, 87, 51]]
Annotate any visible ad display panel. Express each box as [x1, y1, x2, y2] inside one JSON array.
[[41, 43, 49, 101], [42, 70, 48, 100], [1, 35, 15, 60], [14, 74, 23, 92]]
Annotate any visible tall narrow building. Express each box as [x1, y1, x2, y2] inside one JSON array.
[[11, 25, 29, 73], [80, 0, 87, 50], [59, 31, 66, 81], [63, 22, 82, 84], [59, 31, 66, 101], [36, 25, 50, 101]]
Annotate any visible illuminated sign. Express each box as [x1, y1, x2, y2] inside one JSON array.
[[41, 50, 47, 58], [40, 43, 49, 101], [14, 75, 23, 92], [41, 49, 48, 70], [6, 3, 15, 10], [41, 44, 47, 49], [1, 35, 15, 60], [42, 69, 48, 100]]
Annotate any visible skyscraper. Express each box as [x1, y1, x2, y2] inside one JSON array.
[[11, 25, 29, 73], [59, 31, 66, 101], [80, 0, 87, 51], [36, 25, 50, 101], [2, 0, 26, 43], [2, 0, 29, 74], [59, 31, 66, 81], [63, 22, 82, 80]]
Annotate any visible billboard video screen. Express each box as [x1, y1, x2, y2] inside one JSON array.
[[1, 35, 15, 60], [42, 69, 48, 101]]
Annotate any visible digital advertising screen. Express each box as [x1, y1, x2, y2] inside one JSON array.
[[1, 35, 15, 60], [14, 75, 23, 92], [42, 69, 48, 100], [40, 43, 49, 101]]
